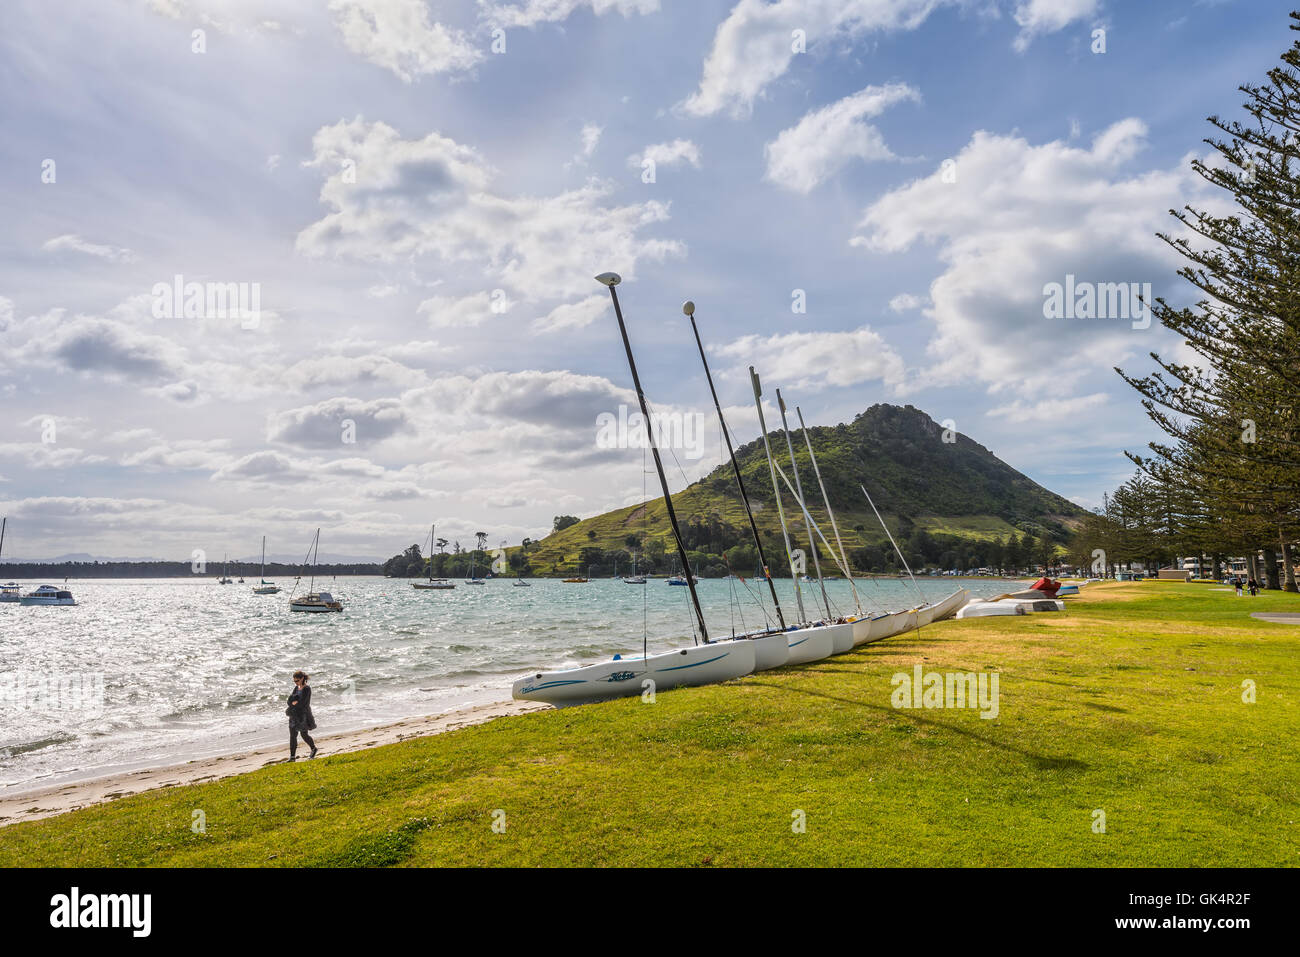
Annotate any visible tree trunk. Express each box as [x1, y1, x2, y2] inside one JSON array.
[[1280, 528, 1299, 593], [1262, 548, 1282, 590], [1247, 552, 1258, 583]]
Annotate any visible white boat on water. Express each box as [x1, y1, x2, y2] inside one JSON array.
[[0, 518, 18, 602], [289, 528, 343, 613], [290, 591, 342, 613], [252, 536, 280, 594], [513, 640, 756, 706], [413, 525, 455, 588], [20, 584, 76, 606]]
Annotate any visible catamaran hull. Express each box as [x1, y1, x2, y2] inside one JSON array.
[[786, 626, 834, 664], [926, 588, 969, 622], [512, 640, 757, 706], [715, 630, 790, 671], [852, 614, 896, 646], [876, 609, 918, 640], [823, 621, 855, 655]]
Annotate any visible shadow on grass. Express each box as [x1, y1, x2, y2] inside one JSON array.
[[746, 680, 1089, 773]]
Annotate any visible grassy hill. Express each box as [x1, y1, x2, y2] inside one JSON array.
[[523, 404, 1085, 576]]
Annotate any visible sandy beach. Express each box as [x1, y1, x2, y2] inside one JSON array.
[[0, 698, 549, 829]]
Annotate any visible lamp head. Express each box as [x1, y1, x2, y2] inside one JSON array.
[[594, 272, 622, 287], [682, 300, 695, 316]]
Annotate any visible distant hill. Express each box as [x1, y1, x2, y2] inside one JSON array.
[[521, 404, 1085, 576]]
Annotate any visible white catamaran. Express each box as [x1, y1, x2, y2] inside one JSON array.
[[512, 274, 758, 706]]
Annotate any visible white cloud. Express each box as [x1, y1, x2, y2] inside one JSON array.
[[566, 122, 603, 169], [418, 290, 511, 327], [329, 0, 483, 82], [764, 83, 919, 193], [716, 326, 907, 392], [531, 294, 608, 333], [480, 0, 659, 29], [852, 119, 1206, 398], [266, 396, 413, 448], [1012, 0, 1100, 52], [41, 234, 138, 264], [627, 139, 701, 170], [986, 393, 1108, 422], [681, 0, 952, 118], [296, 118, 685, 302], [888, 292, 927, 312]]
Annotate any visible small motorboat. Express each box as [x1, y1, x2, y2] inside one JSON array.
[[666, 576, 691, 586], [562, 576, 589, 583], [622, 576, 647, 584], [19, 585, 76, 606], [464, 578, 487, 585], [289, 591, 343, 613], [0, 582, 21, 603], [414, 578, 455, 589]]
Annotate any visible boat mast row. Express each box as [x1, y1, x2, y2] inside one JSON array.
[[683, 301, 786, 632], [597, 272, 709, 644]]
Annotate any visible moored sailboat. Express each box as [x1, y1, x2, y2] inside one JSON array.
[[289, 528, 343, 613], [252, 536, 280, 594], [0, 518, 19, 603], [413, 525, 456, 589]]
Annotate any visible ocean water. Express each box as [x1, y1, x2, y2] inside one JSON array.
[[0, 575, 1009, 793]]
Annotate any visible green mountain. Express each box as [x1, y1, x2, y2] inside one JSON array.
[[520, 404, 1085, 578]]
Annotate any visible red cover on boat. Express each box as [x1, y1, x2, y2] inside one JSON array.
[[1030, 576, 1061, 597]]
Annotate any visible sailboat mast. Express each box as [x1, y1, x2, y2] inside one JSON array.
[[308, 528, 318, 593], [429, 523, 435, 581], [750, 367, 806, 624], [261, 535, 266, 581], [796, 406, 862, 616], [0, 517, 6, 564], [684, 302, 785, 631], [777, 390, 830, 618], [597, 272, 708, 643]]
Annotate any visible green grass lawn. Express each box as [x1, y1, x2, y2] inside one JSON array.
[[2, 582, 1297, 867]]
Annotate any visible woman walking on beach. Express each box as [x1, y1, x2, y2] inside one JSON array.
[[287, 670, 318, 760]]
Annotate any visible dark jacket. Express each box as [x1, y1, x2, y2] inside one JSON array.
[[287, 683, 316, 731]]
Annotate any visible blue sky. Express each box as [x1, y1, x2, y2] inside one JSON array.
[[0, 0, 1288, 560]]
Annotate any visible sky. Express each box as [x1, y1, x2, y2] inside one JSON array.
[[0, 0, 1289, 561]]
